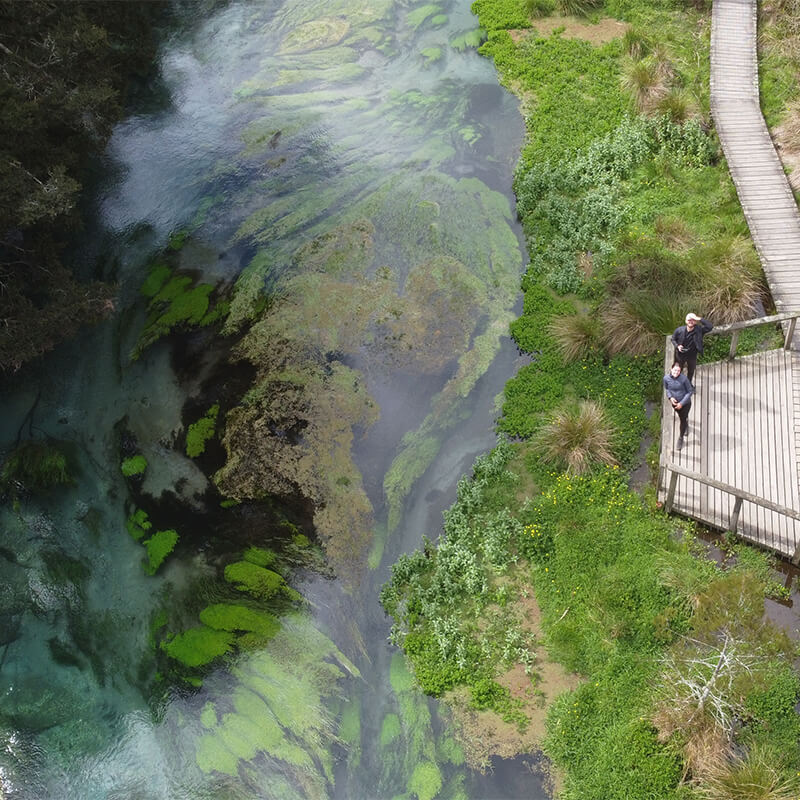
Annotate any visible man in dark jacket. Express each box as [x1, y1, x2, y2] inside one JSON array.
[[671, 312, 712, 383]]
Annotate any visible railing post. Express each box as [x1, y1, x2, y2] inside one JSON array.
[[792, 540, 800, 566], [784, 317, 797, 351], [665, 470, 679, 513], [728, 496, 743, 533], [728, 330, 740, 360]]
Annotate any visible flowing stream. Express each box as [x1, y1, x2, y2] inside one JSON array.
[[0, 1, 549, 797]]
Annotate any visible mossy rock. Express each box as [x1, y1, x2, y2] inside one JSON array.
[[121, 455, 147, 477], [143, 529, 178, 575], [224, 561, 286, 600], [161, 626, 235, 667]]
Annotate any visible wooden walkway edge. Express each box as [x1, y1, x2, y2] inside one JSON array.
[[711, 0, 800, 324], [656, 0, 800, 556]]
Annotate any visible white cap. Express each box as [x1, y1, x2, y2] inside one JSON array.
[[685, 313, 701, 322]]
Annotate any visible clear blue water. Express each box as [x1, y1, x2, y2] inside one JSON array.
[[0, 1, 549, 797]]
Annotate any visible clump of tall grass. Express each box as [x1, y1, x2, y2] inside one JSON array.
[[525, 0, 555, 17], [556, 0, 602, 16], [600, 293, 686, 356], [534, 400, 617, 475], [692, 236, 765, 323], [655, 216, 695, 250], [656, 88, 698, 123], [621, 46, 676, 114], [548, 313, 602, 362], [622, 28, 650, 60], [698, 749, 800, 800]]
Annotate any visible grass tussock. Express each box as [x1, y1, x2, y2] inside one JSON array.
[[548, 313, 601, 362], [534, 400, 616, 474], [699, 749, 800, 800]]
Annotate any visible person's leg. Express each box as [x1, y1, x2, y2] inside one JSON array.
[[685, 353, 697, 383], [678, 405, 690, 437]]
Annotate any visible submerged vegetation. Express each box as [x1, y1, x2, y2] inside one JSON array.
[[383, 0, 800, 795]]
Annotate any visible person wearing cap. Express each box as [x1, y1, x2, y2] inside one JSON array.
[[663, 360, 694, 450], [671, 313, 712, 383]]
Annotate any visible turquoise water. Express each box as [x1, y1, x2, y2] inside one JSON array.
[[0, 1, 547, 797]]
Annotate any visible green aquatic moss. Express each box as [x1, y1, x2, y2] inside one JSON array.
[[200, 702, 218, 729], [408, 761, 442, 800], [186, 404, 220, 458], [339, 697, 361, 745], [162, 626, 235, 667], [140, 263, 171, 298], [199, 604, 280, 640], [143, 529, 178, 575], [420, 47, 443, 64], [132, 272, 218, 360], [380, 713, 401, 747], [1, 440, 70, 491], [223, 561, 286, 600], [406, 5, 441, 30], [120, 455, 147, 477], [126, 508, 151, 541], [243, 546, 277, 567], [450, 28, 486, 52]]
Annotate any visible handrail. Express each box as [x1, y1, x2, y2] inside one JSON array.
[[664, 310, 800, 361], [662, 462, 800, 562]]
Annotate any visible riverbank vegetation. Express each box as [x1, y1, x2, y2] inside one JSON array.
[[383, 0, 800, 796]]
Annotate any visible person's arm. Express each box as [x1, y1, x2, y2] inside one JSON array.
[[701, 318, 713, 334], [676, 375, 694, 407], [671, 327, 681, 348]]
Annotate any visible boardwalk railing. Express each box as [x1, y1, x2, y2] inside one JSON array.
[[662, 462, 800, 563], [659, 310, 800, 561], [662, 310, 800, 371], [707, 310, 800, 358]]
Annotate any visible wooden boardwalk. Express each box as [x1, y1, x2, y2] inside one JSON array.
[[659, 349, 800, 558], [711, 0, 800, 322], [655, 0, 800, 557]]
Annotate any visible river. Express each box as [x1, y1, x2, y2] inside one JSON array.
[[0, 1, 547, 797]]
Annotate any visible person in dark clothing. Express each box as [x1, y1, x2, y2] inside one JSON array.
[[672, 312, 712, 383], [663, 360, 694, 450]]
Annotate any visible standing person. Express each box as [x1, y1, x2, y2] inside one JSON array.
[[663, 361, 694, 451], [672, 312, 712, 384]]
